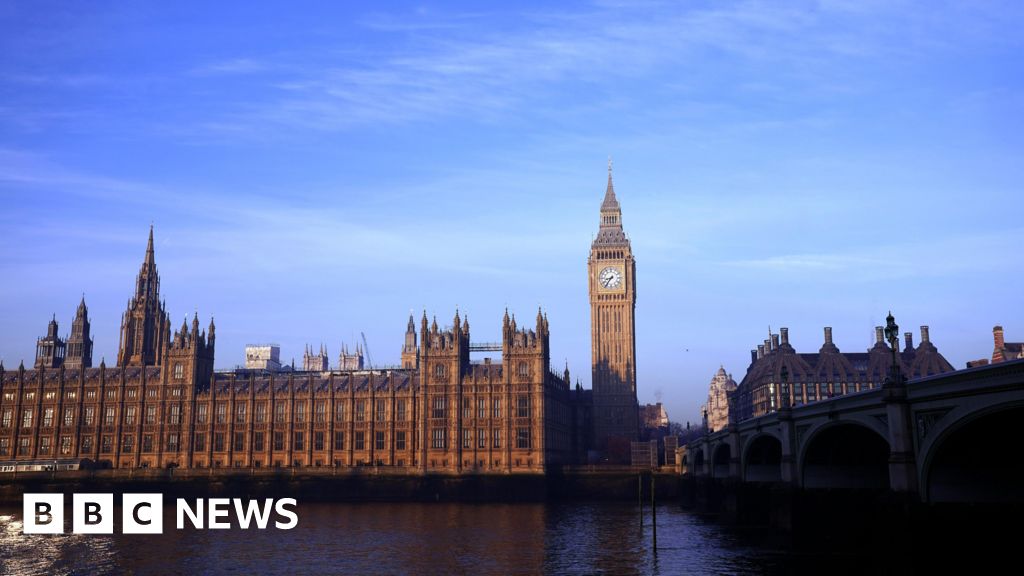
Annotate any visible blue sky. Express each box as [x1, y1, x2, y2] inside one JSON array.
[[1, 1, 1022, 425]]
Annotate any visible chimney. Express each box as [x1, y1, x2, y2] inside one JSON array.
[[780, 327, 789, 346], [994, 325, 1005, 349], [874, 326, 884, 344], [920, 326, 930, 344], [751, 349, 757, 364], [905, 332, 914, 350], [764, 339, 771, 353], [757, 344, 765, 359], [771, 333, 780, 350]]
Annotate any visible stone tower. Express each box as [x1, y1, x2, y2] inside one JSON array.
[[338, 342, 365, 370], [34, 315, 66, 369], [703, 367, 737, 433], [303, 344, 329, 371], [417, 310, 470, 471], [117, 226, 171, 367], [401, 313, 419, 369], [502, 308, 551, 470], [164, 313, 216, 390], [588, 161, 639, 459], [65, 296, 93, 369]]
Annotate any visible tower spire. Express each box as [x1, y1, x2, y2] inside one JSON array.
[[602, 157, 618, 211], [597, 159, 622, 232], [144, 224, 155, 269]]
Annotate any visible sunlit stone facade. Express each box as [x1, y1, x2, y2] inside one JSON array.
[[0, 229, 577, 473]]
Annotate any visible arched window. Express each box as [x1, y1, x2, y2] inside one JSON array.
[[173, 363, 184, 379], [517, 361, 529, 378], [434, 363, 446, 378]]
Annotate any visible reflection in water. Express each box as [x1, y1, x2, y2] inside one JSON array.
[[0, 502, 785, 575]]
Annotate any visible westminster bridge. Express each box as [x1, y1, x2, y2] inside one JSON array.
[[684, 357, 1024, 503]]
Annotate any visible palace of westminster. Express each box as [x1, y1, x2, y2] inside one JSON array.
[[0, 169, 641, 472], [0, 166, 972, 472]]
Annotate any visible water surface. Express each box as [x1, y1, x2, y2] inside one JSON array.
[[0, 502, 792, 575]]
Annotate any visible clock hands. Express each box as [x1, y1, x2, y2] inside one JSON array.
[[599, 267, 620, 288]]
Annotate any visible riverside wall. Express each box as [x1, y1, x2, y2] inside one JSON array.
[[0, 467, 681, 504]]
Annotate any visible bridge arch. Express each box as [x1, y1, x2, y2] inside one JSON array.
[[712, 442, 731, 478], [800, 420, 890, 489], [920, 402, 1024, 503], [742, 432, 783, 482], [693, 446, 706, 475]]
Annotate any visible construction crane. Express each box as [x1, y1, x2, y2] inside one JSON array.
[[361, 332, 374, 369]]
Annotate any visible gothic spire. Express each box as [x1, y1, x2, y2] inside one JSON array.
[[144, 224, 155, 270], [601, 157, 619, 212], [596, 160, 624, 236]]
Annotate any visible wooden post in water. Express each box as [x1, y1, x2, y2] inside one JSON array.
[[651, 472, 657, 552], [638, 472, 643, 526]]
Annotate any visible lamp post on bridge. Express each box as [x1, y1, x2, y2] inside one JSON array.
[[777, 365, 797, 483], [881, 311, 918, 494], [884, 311, 907, 389]]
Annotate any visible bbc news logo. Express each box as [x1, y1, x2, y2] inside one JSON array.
[[23, 493, 298, 534]]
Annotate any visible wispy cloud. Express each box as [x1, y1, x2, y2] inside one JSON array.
[[726, 253, 895, 271], [189, 58, 268, 76], [182, 1, 952, 136], [2, 73, 109, 87], [4, 2, 1012, 141], [721, 229, 1019, 280], [0, 150, 584, 280], [0, 148, 202, 208]]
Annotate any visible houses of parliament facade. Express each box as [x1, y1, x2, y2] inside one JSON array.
[[0, 172, 641, 472]]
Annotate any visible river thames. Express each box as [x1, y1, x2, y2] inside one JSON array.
[[0, 501, 894, 575]]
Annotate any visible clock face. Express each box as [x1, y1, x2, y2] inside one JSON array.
[[599, 266, 622, 289]]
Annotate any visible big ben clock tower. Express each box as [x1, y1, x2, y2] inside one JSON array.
[[589, 161, 639, 459]]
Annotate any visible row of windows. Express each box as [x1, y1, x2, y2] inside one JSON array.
[[0, 398, 425, 429], [430, 396, 532, 420], [431, 361, 533, 379], [2, 395, 547, 433], [429, 428, 531, 450], [0, 429, 420, 456], [1, 425, 539, 457], [0, 388, 186, 403], [209, 399, 411, 424], [744, 381, 880, 418], [1, 405, 172, 428]]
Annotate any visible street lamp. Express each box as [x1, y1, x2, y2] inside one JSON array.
[[884, 311, 906, 386]]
